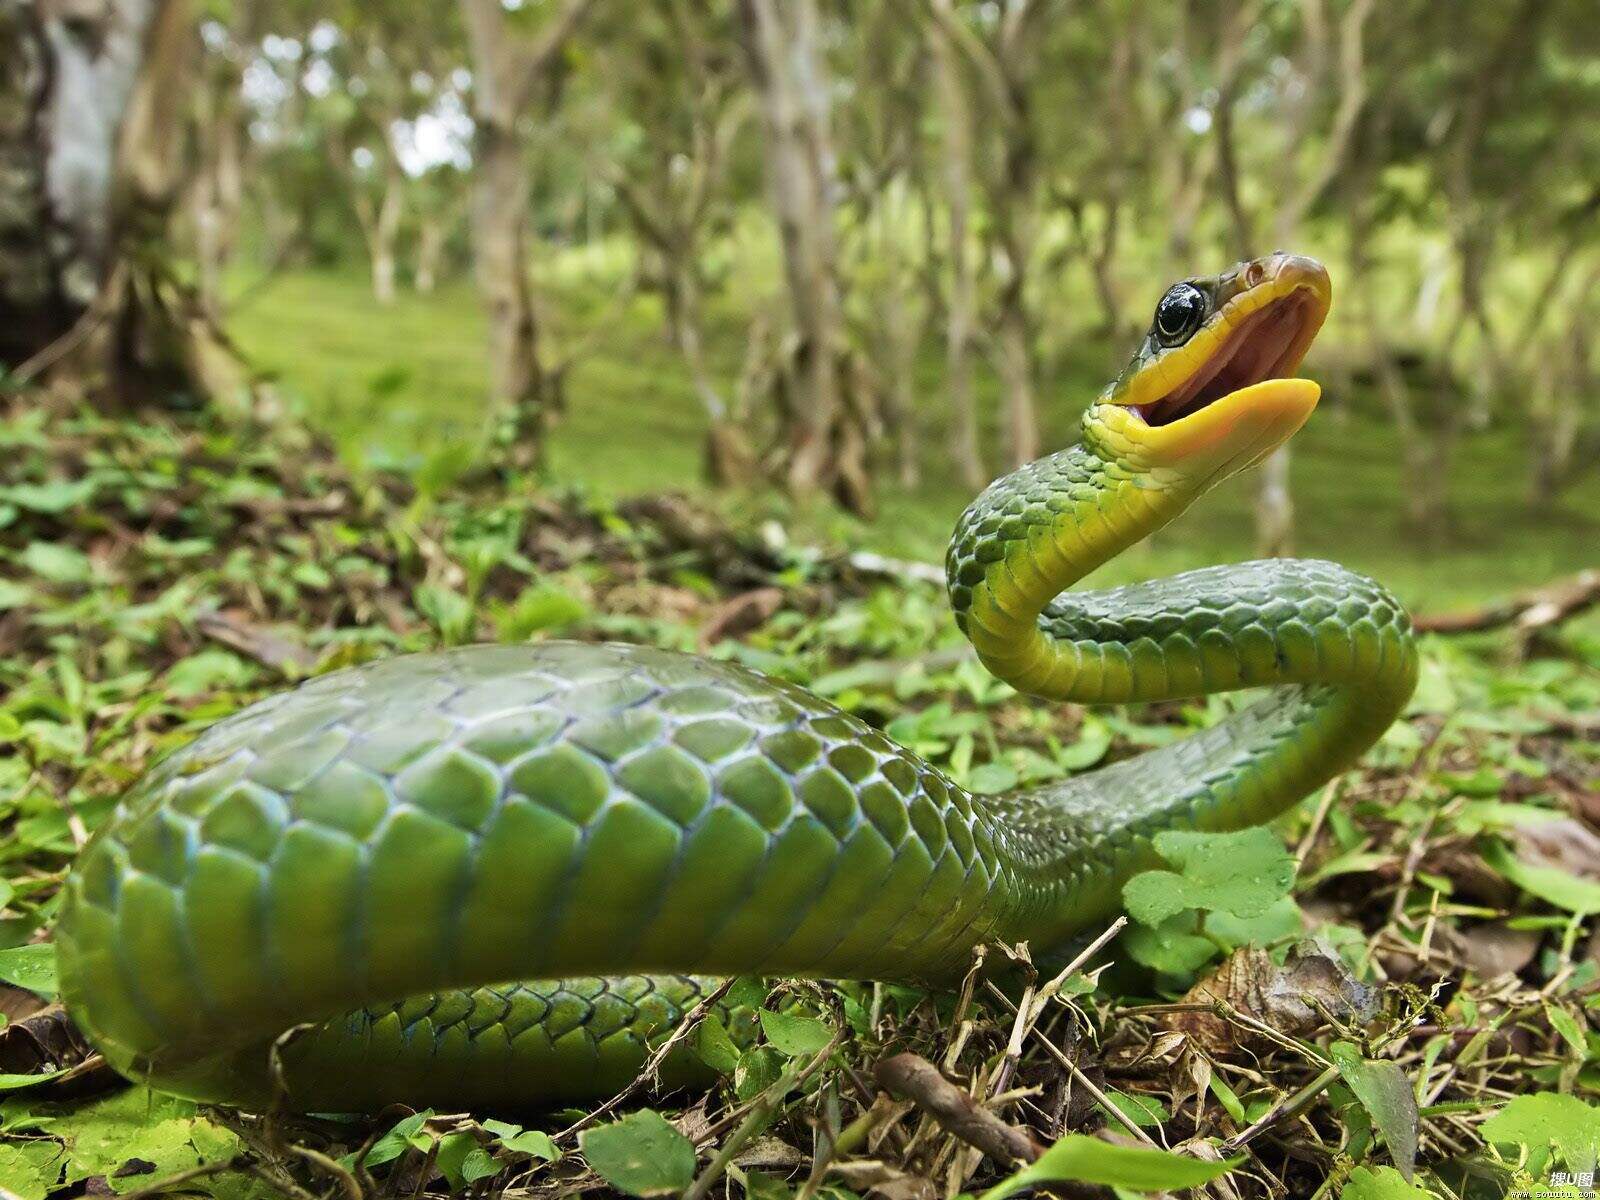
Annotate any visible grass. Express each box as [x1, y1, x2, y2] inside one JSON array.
[[229, 261, 1600, 611]]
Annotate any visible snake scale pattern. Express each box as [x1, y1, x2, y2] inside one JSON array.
[[56, 253, 1419, 1110]]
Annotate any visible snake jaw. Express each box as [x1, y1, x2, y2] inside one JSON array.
[[1088, 253, 1331, 476]]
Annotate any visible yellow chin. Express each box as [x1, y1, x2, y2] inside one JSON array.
[[1086, 377, 1321, 480]]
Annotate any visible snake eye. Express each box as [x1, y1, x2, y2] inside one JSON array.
[[1153, 284, 1207, 347]]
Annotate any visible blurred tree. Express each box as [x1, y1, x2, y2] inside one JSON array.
[[738, 0, 874, 514], [838, 0, 932, 489], [190, 1, 259, 313], [595, 0, 756, 486], [410, 162, 467, 294], [925, 0, 985, 488], [1203, 0, 1378, 556], [459, 0, 596, 473], [0, 0, 249, 406], [924, 0, 1059, 471]]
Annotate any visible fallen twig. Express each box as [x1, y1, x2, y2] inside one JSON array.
[[873, 1052, 1042, 1167], [197, 610, 318, 674], [1413, 569, 1600, 637], [1222, 1064, 1339, 1151], [982, 981, 1160, 1149]]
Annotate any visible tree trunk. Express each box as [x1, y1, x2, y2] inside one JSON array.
[[471, 113, 545, 465], [672, 264, 756, 487], [1348, 200, 1449, 542], [738, 0, 871, 515], [458, 0, 594, 472], [414, 215, 446, 293], [191, 0, 252, 316], [368, 166, 403, 305], [193, 107, 243, 314], [0, 0, 151, 365], [1527, 275, 1598, 508], [0, 0, 250, 407], [927, 0, 984, 489]]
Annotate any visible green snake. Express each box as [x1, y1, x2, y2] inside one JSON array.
[[57, 253, 1418, 1111]]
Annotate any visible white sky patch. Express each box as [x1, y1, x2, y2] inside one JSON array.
[[392, 91, 474, 176], [1184, 105, 1213, 135], [262, 34, 302, 62], [242, 57, 290, 111], [302, 57, 335, 99], [309, 21, 340, 54]]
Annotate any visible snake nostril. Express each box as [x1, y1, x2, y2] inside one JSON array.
[[1245, 261, 1266, 288]]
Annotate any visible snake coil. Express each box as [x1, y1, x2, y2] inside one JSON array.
[[57, 254, 1417, 1109]]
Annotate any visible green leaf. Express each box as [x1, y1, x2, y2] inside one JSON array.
[[759, 1009, 833, 1058], [433, 1133, 478, 1190], [1097, 1090, 1169, 1128], [0, 1141, 63, 1200], [579, 1110, 695, 1198], [1206, 895, 1305, 950], [734, 1046, 782, 1101], [1123, 915, 1219, 978], [18, 542, 91, 584], [695, 1015, 741, 1074], [978, 1135, 1238, 1198], [500, 1130, 559, 1161], [165, 649, 253, 698], [0, 944, 57, 997], [0, 1069, 65, 1091], [1057, 714, 1112, 770], [1209, 1073, 1246, 1124], [413, 584, 475, 643], [1483, 838, 1600, 914], [1331, 1042, 1419, 1180], [54, 1088, 242, 1195], [1548, 1004, 1587, 1059], [0, 579, 34, 611], [355, 1110, 434, 1169], [0, 479, 96, 513], [494, 583, 589, 640], [740, 1169, 793, 1200], [1340, 1165, 1436, 1199], [1482, 1092, 1600, 1174], [461, 1148, 501, 1183], [967, 761, 1019, 794], [1123, 828, 1295, 926], [725, 976, 767, 1010]]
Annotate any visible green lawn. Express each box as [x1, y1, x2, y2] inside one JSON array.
[[230, 266, 1600, 609]]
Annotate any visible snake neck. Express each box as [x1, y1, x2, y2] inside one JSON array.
[[947, 439, 1202, 700], [947, 436, 1419, 950]]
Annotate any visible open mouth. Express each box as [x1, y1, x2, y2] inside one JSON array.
[[1133, 283, 1328, 428]]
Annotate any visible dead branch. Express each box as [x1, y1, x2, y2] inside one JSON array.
[[873, 1052, 1043, 1167], [1413, 569, 1600, 636], [196, 611, 317, 674]]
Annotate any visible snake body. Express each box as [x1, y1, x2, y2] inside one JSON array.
[[57, 254, 1418, 1110]]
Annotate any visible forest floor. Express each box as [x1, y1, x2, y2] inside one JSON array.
[[0, 372, 1597, 1199]]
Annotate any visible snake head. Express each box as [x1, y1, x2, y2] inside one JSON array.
[[1085, 252, 1332, 478]]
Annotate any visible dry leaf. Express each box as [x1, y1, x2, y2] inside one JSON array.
[[1165, 942, 1377, 1056], [1440, 923, 1541, 979], [699, 586, 785, 648]]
